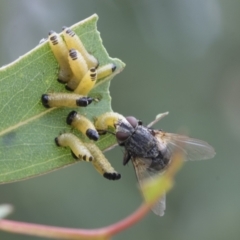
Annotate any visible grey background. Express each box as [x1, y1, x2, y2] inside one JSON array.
[[0, 0, 239, 239]]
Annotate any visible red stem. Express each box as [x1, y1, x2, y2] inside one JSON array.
[[0, 203, 152, 239], [0, 151, 182, 239]]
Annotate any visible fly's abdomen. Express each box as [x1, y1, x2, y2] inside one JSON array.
[[149, 152, 171, 171]]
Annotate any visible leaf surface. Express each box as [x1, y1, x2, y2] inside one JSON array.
[[0, 14, 125, 183]]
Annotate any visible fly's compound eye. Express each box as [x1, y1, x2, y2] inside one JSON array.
[[55, 133, 93, 162], [116, 131, 130, 143], [67, 111, 99, 141], [125, 116, 138, 128]]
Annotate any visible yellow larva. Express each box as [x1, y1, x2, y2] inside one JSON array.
[[71, 63, 117, 93], [41, 93, 93, 108], [48, 31, 73, 83], [62, 27, 98, 69], [73, 67, 97, 95], [66, 111, 99, 141], [66, 48, 89, 90], [94, 112, 126, 131], [97, 63, 116, 80], [67, 57, 116, 93], [44, 27, 117, 108], [84, 143, 121, 180], [55, 133, 93, 161]]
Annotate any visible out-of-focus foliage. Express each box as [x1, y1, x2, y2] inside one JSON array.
[[0, 205, 13, 219], [0, 1, 240, 240]]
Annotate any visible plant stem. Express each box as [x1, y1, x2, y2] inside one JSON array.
[[0, 203, 152, 239]]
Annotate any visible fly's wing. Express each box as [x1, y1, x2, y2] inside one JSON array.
[[132, 131, 215, 216], [151, 192, 166, 216], [155, 131, 216, 161], [132, 157, 166, 216]]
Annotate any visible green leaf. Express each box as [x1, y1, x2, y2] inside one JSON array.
[[0, 14, 125, 184]]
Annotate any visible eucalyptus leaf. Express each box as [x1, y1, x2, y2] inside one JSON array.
[[0, 14, 125, 183]]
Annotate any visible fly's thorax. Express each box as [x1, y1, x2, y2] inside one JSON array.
[[123, 125, 160, 159], [116, 116, 160, 158]]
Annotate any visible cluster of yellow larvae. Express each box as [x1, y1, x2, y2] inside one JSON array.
[[41, 27, 125, 180]]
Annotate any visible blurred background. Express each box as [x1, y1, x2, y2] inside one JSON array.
[[0, 0, 240, 239]]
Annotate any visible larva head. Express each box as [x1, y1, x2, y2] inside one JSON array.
[[41, 94, 50, 108], [66, 110, 77, 125], [115, 116, 139, 145]]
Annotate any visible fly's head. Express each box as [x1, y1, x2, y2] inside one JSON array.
[[115, 116, 140, 166], [115, 116, 142, 146]]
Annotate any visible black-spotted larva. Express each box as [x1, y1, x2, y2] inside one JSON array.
[[66, 48, 88, 90], [96, 63, 116, 80], [94, 112, 126, 133], [55, 133, 120, 180], [48, 31, 73, 83], [42, 27, 117, 108], [84, 143, 121, 180], [66, 110, 99, 141], [66, 49, 116, 92], [41, 93, 93, 108], [55, 133, 93, 161], [73, 67, 97, 95], [62, 26, 98, 69]]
